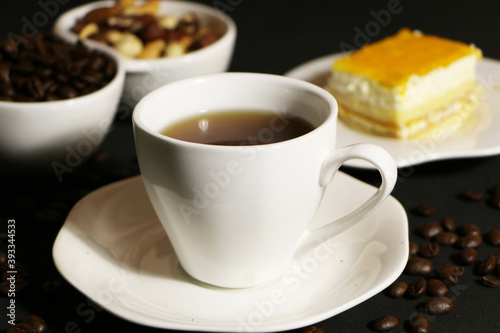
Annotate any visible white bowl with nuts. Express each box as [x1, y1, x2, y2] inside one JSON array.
[[53, 0, 237, 106]]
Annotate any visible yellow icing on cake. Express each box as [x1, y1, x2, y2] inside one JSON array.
[[333, 29, 482, 88]]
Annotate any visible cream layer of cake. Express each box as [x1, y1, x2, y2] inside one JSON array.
[[326, 29, 482, 139]]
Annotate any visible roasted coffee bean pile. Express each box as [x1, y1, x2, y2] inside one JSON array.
[[370, 187, 500, 332], [6, 315, 47, 333], [0, 32, 117, 102]]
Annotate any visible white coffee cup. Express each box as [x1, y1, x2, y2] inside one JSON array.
[[133, 72, 397, 289]]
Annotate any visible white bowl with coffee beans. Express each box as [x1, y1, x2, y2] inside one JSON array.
[[0, 32, 125, 177], [53, 0, 237, 106]]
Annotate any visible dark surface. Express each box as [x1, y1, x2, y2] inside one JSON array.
[[1, 1, 500, 332]]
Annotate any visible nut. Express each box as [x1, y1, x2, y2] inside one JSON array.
[[158, 15, 179, 29], [113, 32, 144, 58], [164, 41, 187, 57], [138, 39, 166, 59], [107, 16, 134, 30], [78, 22, 99, 39], [105, 30, 124, 44], [139, 21, 166, 42], [82, 7, 118, 24], [122, 0, 159, 15]]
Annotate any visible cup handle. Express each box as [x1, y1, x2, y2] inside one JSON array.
[[296, 143, 398, 256]]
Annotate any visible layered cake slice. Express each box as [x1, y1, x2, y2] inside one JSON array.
[[326, 29, 483, 139]]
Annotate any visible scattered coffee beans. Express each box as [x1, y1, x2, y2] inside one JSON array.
[[441, 216, 456, 231], [370, 315, 399, 332], [406, 258, 434, 276], [434, 231, 458, 246], [481, 275, 500, 287], [406, 278, 427, 298], [302, 326, 323, 333], [426, 278, 449, 297], [388, 281, 408, 298], [456, 234, 483, 249], [415, 204, 437, 216], [0, 32, 117, 102], [460, 247, 478, 265], [486, 229, 500, 246], [478, 254, 497, 275], [490, 185, 500, 208], [409, 242, 419, 256], [418, 221, 443, 239], [375, 186, 500, 332], [460, 189, 483, 201], [424, 296, 454, 315], [435, 264, 464, 285], [410, 315, 430, 333], [6, 315, 47, 333], [419, 242, 440, 258], [495, 254, 500, 275], [458, 223, 481, 236]]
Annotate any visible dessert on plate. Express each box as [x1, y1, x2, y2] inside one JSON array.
[[326, 28, 483, 139]]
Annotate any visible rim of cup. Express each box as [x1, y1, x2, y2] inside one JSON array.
[[132, 72, 338, 149]]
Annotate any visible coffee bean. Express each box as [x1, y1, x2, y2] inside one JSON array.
[[419, 242, 439, 258], [6, 315, 47, 333], [478, 254, 496, 275], [23, 315, 47, 333], [34, 66, 53, 78], [0, 39, 19, 60], [410, 315, 430, 333], [388, 281, 407, 298], [456, 234, 483, 248], [0, 262, 29, 294], [494, 254, 500, 276], [441, 216, 456, 231], [415, 204, 437, 216], [424, 296, 454, 315], [409, 242, 419, 256], [486, 229, 500, 246], [458, 222, 481, 236], [0, 32, 116, 102], [435, 264, 464, 285], [418, 221, 443, 239], [302, 326, 323, 333], [490, 185, 500, 208], [482, 275, 500, 287], [426, 278, 448, 296], [370, 315, 399, 332], [460, 247, 478, 265], [461, 189, 483, 201], [406, 278, 427, 298], [434, 231, 458, 246], [58, 85, 79, 99], [0, 63, 10, 82], [0, 81, 14, 97], [406, 258, 434, 276]]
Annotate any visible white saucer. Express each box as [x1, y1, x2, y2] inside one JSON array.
[[53, 172, 408, 332], [285, 54, 500, 169]]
